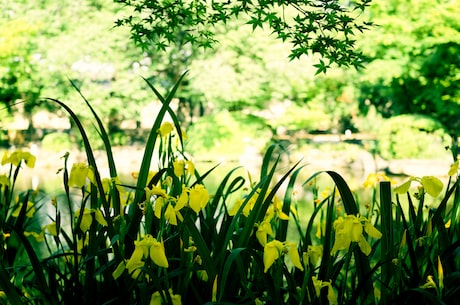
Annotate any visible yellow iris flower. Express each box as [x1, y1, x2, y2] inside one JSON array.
[[150, 289, 182, 305], [312, 276, 338, 305], [75, 208, 108, 232], [395, 175, 443, 197], [256, 220, 274, 246], [158, 122, 174, 137], [2, 150, 36, 168], [331, 214, 382, 256], [126, 235, 168, 278], [188, 184, 209, 213], [263, 240, 303, 272], [362, 172, 392, 188], [68, 163, 95, 188]]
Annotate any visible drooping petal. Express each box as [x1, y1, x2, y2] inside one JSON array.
[[325, 282, 338, 305], [286, 242, 304, 271], [150, 291, 162, 305], [112, 260, 126, 280], [94, 209, 108, 227], [357, 235, 372, 256], [126, 247, 145, 278], [165, 203, 178, 225], [76, 209, 93, 232], [150, 239, 169, 268], [263, 240, 283, 272], [394, 178, 414, 194], [421, 176, 443, 197], [169, 289, 182, 305], [363, 220, 382, 239], [154, 197, 165, 219], [256, 220, 273, 246]]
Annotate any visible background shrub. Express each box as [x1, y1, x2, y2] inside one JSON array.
[[186, 111, 271, 160], [376, 114, 451, 159], [41, 132, 73, 151]]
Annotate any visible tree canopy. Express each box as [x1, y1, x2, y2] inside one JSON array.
[[114, 0, 373, 73]]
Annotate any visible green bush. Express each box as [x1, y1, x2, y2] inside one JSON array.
[[377, 114, 451, 159], [270, 103, 332, 133], [41, 132, 73, 151], [186, 110, 271, 160]]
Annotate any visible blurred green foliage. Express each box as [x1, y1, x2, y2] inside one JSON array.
[[356, 0, 460, 134], [186, 111, 270, 159], [41, 132, 73, 151], [1, 0, 459, 161], [377, 114, 451, 160]]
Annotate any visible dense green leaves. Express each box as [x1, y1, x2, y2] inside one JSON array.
[[114, 0, 373, 72]]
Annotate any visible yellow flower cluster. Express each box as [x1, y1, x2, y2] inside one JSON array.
[[145, 183, 209, 225], [331, 214, 382, 256]]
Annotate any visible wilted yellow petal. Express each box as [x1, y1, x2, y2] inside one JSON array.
[[312, 276, 322, 297], [421, 176, 443, 197], [170, 290, 182, 305]]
